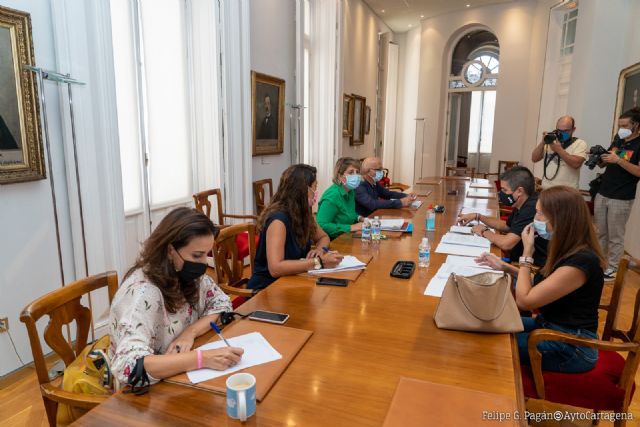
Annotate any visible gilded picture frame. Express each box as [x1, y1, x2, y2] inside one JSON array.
[[364, 105, 371, 135], [0, 6, 45, 184], [252, 71, 285, 156], [612, 61, 640, 139], [350, 94, 366, 146], [342, 94, 353, 137]]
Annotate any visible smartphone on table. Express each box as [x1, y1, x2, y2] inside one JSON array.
[[248, 310, 289, 324]]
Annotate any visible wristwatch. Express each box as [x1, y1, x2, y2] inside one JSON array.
[[480, 226, 490, 237], [313, 257, 323, 270], [519, 256, 534, 267]]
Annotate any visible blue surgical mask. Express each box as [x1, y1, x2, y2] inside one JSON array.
[[345, 174, 362, 190], [559, 131, 571, 142], [374, 170, 384, 182], [533, 219, 552, 240]]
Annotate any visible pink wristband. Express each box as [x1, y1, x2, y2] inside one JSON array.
[[196, 349, 202, 369]]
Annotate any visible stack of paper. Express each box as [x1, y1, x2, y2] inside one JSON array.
[[460, 207, 493, 216], [449, 225, 473, 234], [434, 243, 486, 257], [466, 189, 496, 199], [379, 219, 405, 231], [470, 182, 493, 189], [440, 233, 490, 248], [424, 258, 501, 297], [187, 332, 282, 383], [307, 255, 367, 274]]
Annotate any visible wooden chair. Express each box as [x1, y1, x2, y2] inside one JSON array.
[[193, 188, 258, 225], [253, 179, 273, 216], [445, 166, 475, 178], [20, 272, 119, 427], [483, 160, 520, 190], [211, 222, 257, 307], [521, 256, 640, 424], [380, 168, 409, 192], [193, 188, 258, 261]]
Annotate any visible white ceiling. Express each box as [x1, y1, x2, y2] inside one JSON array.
[[362, 0, 514, 33]]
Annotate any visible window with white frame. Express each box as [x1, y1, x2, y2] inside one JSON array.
[[302, 0, 311, 164], [110, 0, 196, 213], [560, 9, 578, 56]]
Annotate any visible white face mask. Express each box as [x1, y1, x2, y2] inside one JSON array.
[[618, 128, 633, 140]]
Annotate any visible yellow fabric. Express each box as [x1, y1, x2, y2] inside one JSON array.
[[56, 335, 112, 425]]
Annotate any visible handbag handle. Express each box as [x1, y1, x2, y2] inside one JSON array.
[[452, 273, 510, 322]]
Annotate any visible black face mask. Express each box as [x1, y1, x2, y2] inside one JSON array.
[[174, 249, 207, 284], [499, 190, 517, 207]]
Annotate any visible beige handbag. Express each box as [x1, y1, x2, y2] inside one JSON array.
[[434, 272, 523, 333]]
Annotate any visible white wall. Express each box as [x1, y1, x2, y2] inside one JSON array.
[[340, 0, 391, 160], [410, 1, 550, 178], [250, 0, 295, 202], [394, 27, 421, 185], [0, 0, 123, 375]]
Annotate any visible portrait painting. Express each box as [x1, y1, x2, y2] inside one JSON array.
[[0, 6, 45, 184], [613, 62, 640, 138], [342, 94, 353, 137], [350, 94, 366, 146], [252, 71, 285, 156]]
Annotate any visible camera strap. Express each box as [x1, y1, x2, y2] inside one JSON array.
[[543, 137, 577, 181]]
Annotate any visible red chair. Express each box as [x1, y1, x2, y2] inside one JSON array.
[[193, 188, 258, 260], [521, 256, 640, 424]]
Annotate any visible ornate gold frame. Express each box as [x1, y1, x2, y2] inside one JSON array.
[[612, 61, 640, 139], [252, 71, 285, 156], [342, 94, 353, 137], [350, 94, 366, 146], [0, 6, 44, 184]]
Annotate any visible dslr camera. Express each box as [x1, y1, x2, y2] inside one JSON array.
[[544, 130, 561, 144], [585, 145, 609, 169]]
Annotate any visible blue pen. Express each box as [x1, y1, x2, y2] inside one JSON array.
[[322, 246, 329, 253], [210, 321, 231, 347]]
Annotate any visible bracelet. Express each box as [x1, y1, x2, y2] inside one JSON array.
[[519, 256, 534, 265], [317, 256, 324, 268], [196, 349, 202, 369]]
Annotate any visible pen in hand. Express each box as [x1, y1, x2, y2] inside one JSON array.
[[210, 321, 231, 347]]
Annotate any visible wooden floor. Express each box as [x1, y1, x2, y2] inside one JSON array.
[[2, 265, 640, 427]]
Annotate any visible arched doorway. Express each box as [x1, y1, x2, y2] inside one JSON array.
[[445, 30, 499, 176]]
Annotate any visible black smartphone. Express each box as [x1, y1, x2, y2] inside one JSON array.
[[248, 310, 289, 324], [316, 277, 349, 287]]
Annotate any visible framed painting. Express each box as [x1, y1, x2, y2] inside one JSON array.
[[342, 94, 353, 137], [252, 71, 285, 156], [0, 6, 45, 184], [350, 94, 366, 146], [612, 62, 640, 138], [364, 105, 371, 135]]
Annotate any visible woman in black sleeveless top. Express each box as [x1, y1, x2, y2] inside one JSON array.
[[248, 164, 343, 290]]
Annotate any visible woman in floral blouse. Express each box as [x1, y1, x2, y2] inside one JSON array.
[[109, 207, 243, 387]]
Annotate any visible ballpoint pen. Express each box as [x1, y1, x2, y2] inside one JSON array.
[[210, 321, 231, 347]]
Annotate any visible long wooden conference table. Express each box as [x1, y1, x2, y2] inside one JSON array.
[[75, 178, 525, 426]]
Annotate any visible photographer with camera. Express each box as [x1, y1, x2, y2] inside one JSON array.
[[594, 107, 640, 281], [531, 116, 587, 189]]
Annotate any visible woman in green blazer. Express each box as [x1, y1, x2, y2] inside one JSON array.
[[316, 157, 364, 239]]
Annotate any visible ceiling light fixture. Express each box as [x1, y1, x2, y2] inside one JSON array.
[[466, 4, 471, 7], [381, 9, 385, 13], [420, 15, 424, 18]]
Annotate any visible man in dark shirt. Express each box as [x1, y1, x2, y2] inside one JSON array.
[[457, 166, 548, 266], [354, 157, 415, 217], [594, 107, 640, 280]]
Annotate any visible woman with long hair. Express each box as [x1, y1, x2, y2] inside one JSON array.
[[316, 157, 364, 239], [477, 186, 605, 373], [109, 207, 243, 387], [247, 164, 343, 290]]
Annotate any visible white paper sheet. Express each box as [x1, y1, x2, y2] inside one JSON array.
[[449, 225, 473, 234], [440, 233, 491, 248], [186, 332, 282, 383], [306, 255, 367, 274], [435, 243, 486, 257], [424, 263, 501, 297], [410, 200, 423, 209], [466, 190, 495, 199], [379, 219, 405, 230], [460, 207, 493, 216], [470, 183, 493, 189], [445, 255, 493, 269]]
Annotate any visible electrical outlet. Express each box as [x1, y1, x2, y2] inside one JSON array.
[[0, 317, 8, 333]]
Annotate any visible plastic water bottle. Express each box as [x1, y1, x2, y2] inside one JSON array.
[[418, 237, 430, 267], [361, 217, 372, 241], [371, 216, 381, 240], [426, 205, 436, 231]]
